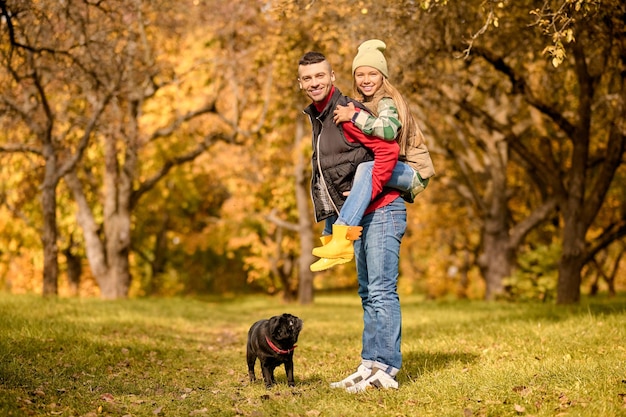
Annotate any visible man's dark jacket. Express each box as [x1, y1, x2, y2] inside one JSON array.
[[303, 88, 373, 223]]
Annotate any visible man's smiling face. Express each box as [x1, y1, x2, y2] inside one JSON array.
[[298, 60, 335, 103]]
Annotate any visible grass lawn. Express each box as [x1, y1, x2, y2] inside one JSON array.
[[0, 292, 625, 417]]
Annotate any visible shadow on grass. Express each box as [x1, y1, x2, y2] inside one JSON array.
[[401, 350, 479, 381]]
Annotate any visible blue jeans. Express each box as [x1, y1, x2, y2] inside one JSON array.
[[323, 161, 414, 233], [354, 196, 406, 375]]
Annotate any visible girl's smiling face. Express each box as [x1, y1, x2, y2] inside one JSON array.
[[354, 66, 384, 98]]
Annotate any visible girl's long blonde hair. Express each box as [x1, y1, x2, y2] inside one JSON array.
[[354, 77, 423, 156]]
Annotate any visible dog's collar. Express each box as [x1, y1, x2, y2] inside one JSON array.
[[265, 336, 296, 355]]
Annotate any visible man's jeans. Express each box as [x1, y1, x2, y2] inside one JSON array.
[[354, 196, 406, 375], [323, 160, 414, 234]]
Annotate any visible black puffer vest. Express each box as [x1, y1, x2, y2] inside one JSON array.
[[303, 88, 374, 222]]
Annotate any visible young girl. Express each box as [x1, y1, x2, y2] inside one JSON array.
[[311, 39, 435, 272]]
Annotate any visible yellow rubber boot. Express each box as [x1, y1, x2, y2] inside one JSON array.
[[312, 235, 332, 252], [310, 235, 351, 272], [311, 225, 363, 259], [310, 256, 351, 272]]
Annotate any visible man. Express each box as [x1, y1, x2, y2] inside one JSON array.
[[298, 51, 407, 392]]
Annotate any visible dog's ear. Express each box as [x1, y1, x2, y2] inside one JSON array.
[[268, 316, 280, 336]]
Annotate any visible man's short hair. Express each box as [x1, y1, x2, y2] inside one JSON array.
[[299, 51, 326, 66]]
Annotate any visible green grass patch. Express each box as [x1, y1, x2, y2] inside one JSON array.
[[1, 293, 625, 416]]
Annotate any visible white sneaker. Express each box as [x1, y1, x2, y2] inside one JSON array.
[[345, 368, 398, 393], [329, 364, 371, 389]]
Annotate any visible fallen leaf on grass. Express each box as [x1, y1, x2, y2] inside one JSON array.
[[558, 393, 571, 408], [512, 386, 532, 396], [100, 393, 115, 403]]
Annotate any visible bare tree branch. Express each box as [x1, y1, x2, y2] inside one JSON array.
[[472, 47, 577, 139], [266, 209, 299, 232], [148, 101, 218, 142], [0, 142, 42, 155], [130, 131, 231, 208]]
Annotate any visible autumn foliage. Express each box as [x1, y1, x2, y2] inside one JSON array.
[[0, 0, 624, 303]]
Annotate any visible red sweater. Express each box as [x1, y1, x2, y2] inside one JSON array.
[[315, 88, 400, 215]]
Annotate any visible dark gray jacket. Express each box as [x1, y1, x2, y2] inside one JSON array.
[[303, 88, 373, 223]]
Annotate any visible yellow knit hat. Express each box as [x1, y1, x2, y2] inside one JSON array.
[[351, 39, 388, 78]]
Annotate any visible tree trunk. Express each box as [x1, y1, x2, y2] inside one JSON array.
[[103, 213, 132, 299], [294, 118, 315, 305], [148, 214, 170, 295], [62, 239, 82, 296], [64, 172, 111, 295], [66, 168, 133, 300], [40, 144, 59, 296], [455, 248, 471, 299], [556, 208, 587, 304], [479, 226, 513, 300], [556, 254, 585, 304], [91, 98, 136, 300], [480, 137, 512, 300]]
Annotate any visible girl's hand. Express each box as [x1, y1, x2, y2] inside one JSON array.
[[333, 102, 357, 124]]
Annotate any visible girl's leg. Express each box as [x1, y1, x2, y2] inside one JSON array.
[[311, 163, 370, 263], [389, 162, 429, 203], [335, 162, 374, 227], [323, 216, 337, 236], [336, 161, 415, 227], [385, 161, 415, 192], [311, 162, 376, 265]]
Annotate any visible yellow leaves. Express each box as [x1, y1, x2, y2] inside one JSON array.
[[542, 27, 575, 68], [543, 26, 575, 68], [571, 0, 597, 12], [543, 42, 567, 68], [420, 0, 447, 10], [532, 1, 590, 68]]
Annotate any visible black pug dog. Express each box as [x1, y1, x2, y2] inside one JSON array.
[[246, 313, 303, 388]]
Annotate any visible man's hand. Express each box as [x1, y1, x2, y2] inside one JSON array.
[[333, 102, 357, 124]]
